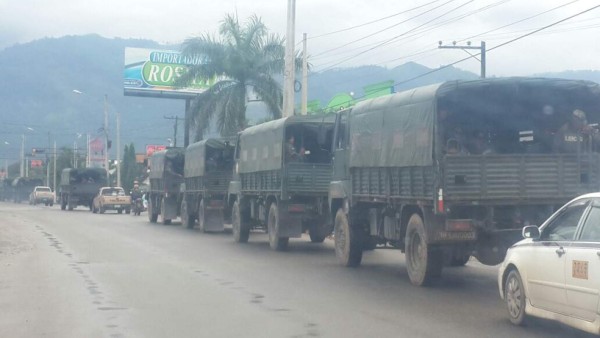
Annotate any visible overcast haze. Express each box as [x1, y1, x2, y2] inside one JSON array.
[[1, 0, 600, 75]]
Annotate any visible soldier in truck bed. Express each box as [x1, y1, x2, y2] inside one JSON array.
[[553, 109, 600, 153]]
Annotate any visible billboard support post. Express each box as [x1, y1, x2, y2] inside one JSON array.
[[185, 99, 191, 147]]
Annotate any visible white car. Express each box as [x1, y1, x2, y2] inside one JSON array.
[[499, 193, 600, 335]]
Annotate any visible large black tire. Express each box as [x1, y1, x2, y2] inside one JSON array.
[[449, 254, 470, 267], [405, 214, 443, 286], [117, 209, 123, 214], [99, 206, 105, 214], [362, 235, 378, 251], [308, 223, 330, 243], [334, 208, 363, 267], [198, 199, 207, 232], [180, 199, 195, 229], [505, 269, 527, 326], [268, 203, 289, 251], [232, 201, 249, 243], [92, 204, 97, 213], [148, 198, 158, 223]]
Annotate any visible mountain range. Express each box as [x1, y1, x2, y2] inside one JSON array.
[[1, 34, 600, 164]]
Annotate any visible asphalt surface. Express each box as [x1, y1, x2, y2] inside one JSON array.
[[0, 202, 596, 338]]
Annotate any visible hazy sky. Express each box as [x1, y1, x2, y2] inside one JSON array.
[[2, 0, 600, 75]]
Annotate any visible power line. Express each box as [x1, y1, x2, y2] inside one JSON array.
[[324, 3, 600, 110], [315, 0, 476, 72], [310, 0, 510, 64], [309, 0, 442, 40], [311, 0, 458, 59], [457, 0, 581, 42]]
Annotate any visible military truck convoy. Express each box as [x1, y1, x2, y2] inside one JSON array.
[[81, 77, 600, 286]]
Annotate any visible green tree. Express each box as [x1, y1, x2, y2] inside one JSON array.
[[120, 143, 138, 192], [179, 14, 300, 138]]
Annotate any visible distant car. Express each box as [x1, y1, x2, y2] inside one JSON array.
[[499, 193, 600, 335], [29, 186, 54, 206], [92, 187, 131, 214]]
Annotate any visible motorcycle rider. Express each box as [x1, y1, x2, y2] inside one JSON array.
[[130, 183, 143, 214]]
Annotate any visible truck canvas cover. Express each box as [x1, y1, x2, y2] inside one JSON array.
[[238, 115, 335, 173], [149, 148, 185, 179], [184, 138, 231, 178], [61, 168, 107, 186], [349, 84, 439, 168]]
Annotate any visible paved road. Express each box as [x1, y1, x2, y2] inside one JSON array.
[[0, 202, 596, 338]]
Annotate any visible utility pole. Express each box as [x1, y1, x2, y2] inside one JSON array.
[[73, 141, 78, 169], [53, 141, 57, 199], [301, 33, 308, 115], [164, 116, 181, 147], [438, 41, 486, 78], [20, 134, 24, 177], [104, 94, 110, 183], [184, 99, 191, 146], [282, 0, 296, 117], [86, 133, 90, 167], [116, 110, 121, 187], [47, 132, 51, 186]]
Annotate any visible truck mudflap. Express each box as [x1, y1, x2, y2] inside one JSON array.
[[278, 203, 303, 238], [203, 199, 226, 232], [474, 229, 523, 266], [163, 195, 179, 220]]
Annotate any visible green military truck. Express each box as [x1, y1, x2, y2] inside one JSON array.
[[329, 77, 600, 286], [180, 138, 235, 231], [147, 147, 185, 225], [59, 168, 107, 210], [229, 115, 335, 250], [11, 177, 43, 203]]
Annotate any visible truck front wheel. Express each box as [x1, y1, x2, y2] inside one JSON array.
[[232, 201, 249, 243], [334, 208, 363, 267], [405, 214, 443, 286], [268, 203, 288, 251]]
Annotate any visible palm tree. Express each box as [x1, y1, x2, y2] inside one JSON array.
[[179, 14, 297, 138]]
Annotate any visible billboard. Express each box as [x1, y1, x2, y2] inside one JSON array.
[[124, 47, 216, 99], [146, 145, 167, 157], [89, 137, 106, 168]]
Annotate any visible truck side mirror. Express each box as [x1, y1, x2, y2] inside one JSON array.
[[522, 225, 540, 240]]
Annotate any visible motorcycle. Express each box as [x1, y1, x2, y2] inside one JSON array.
[[132, 198, 143, 216]]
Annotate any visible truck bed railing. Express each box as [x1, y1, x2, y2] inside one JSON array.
[[284, 163, 332, 194], [444, 154, 600, 202]]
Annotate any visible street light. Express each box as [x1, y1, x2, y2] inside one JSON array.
[[72, 89, 120, 186], [21, 126, 35, 177]]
